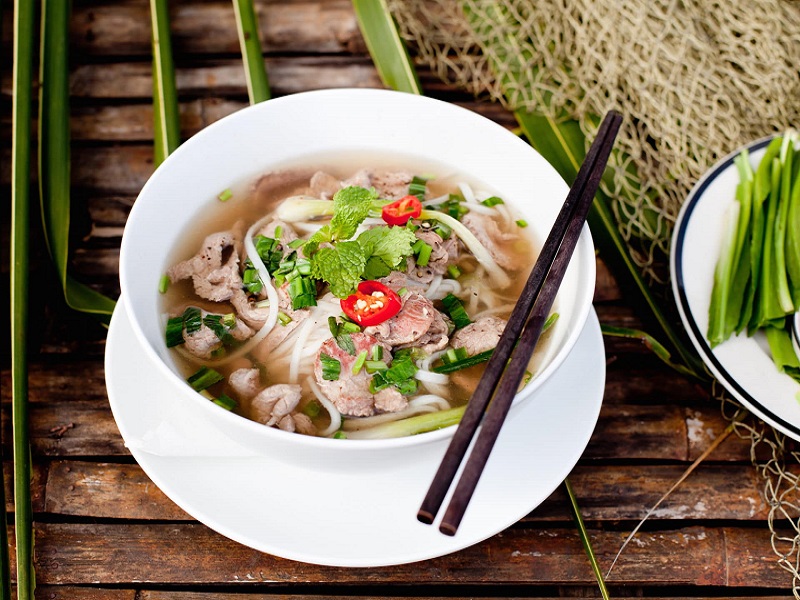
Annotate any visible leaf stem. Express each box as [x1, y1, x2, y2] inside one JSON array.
[[150, 0, 180, 166], [232, 0, 270, 104]]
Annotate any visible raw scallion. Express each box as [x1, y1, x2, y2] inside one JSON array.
[[447, 264, 461, 279], [398, 286, 408, 296], [365, 360, 388, 373], [187, 367, 224, 392], [409, 175, 428, 199], [336, 332, 356, 356], [516, 219, 528, 228], [352, 350, 368, 374], [277, 311, 292, 326], [288, 238, 307, 249], [212, 393, 237, 411], [481, 195, 504, 207], [372, 345, 383, 360], [432, 349, 494, 374], [320, 353, 341, 381], [416, 241, 433, 266], [158, 274, 170, 293], [165, 316, 186, 347], [303, 400, 322, 418], [217, 188, 233, 202], [441, 293, 472, 329]]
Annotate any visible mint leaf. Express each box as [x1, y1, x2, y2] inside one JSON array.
[[363, 256, 392, 280], [310, 241, 366, 298], [303, 224, 332, 257], [329, 186, 378, 241], [358, 225, 418, 269]]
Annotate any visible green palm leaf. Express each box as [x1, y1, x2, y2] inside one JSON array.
[[233, 0, 271, 104], [11, 0, 36, 596], [39, 0, 116, 320]]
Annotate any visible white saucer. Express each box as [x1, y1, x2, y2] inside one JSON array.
[[105, 299, 605, 567], [671, 135, 800, 441]]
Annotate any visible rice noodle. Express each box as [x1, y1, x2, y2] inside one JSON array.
[[432, 278, 461, 298], [289, 317, 316, 383], [414, 367, 449, 385], [307, 376, 341, 437], [472, 304, 515, 320], [425, 275, 443, 299]]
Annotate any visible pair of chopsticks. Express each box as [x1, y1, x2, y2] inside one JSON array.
[[418, 110, 623, 535]]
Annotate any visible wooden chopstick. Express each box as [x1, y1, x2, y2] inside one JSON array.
[[417, 110, 623, 534]]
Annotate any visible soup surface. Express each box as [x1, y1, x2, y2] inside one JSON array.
[[160, 154, 548, 439]]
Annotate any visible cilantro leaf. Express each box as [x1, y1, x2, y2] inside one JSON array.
[[358, 225, 418, 269], [310, 241, 366, 298], [329, 186, 378, 241]]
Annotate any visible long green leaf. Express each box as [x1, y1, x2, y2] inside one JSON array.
[[515, 109, 706, 379], [11, 0, 35, 595], [232, 0, 270, 104], [351, 0, 421, 93], [565, 479, 610, 600], [39, 0, 116, 320], [150, 0, 180, 166]]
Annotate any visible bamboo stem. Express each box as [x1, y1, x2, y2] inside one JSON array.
[[150, 0, 180, 166]]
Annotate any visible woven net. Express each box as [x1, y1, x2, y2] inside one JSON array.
[[386, 0, 800, 591], [387, 0, 800, 282]]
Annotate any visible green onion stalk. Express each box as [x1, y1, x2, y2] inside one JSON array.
[[351, 1, 612, 593], [11, 0, 36, 595]]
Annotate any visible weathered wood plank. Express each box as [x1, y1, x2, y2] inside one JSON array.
[[68, 0, 366, 57], [30, 522, 783, 586], [3, 462, 48, 514], [27, 587, 135, 600], [42, 460, 770, 522], [139, 595, 793, 600]]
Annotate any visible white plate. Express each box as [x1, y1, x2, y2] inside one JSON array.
[[671, 135, 800, 441], [105, 299, 605, 567]]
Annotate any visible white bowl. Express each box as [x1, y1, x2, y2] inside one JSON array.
[[119, 88, 596, 465]]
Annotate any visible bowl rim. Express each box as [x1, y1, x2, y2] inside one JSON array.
[[119, 87, 596, 450]]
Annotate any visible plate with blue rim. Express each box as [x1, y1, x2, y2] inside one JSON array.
[[671, 134, 800, 441]]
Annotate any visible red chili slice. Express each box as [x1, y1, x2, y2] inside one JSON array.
[[381, 195, 423, 226], [341, 281, 402, 326]]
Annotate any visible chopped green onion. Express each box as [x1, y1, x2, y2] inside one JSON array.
[[320, 353, 341, 381], [202, 314, 231, 341], [432, 348, 494, 374], [165, 316, 185, 347], [409, 175, 428, 199], [242, 260, 263, 294], [411, 239, 424, 253], [277, 311, 292, 326], [441, 293, 471, 329], [522, 371, 533, 386], [543, 312, 559, 332], [336, 332, 356, 356], [328, 316, 340, 337], [394, 378, 419, 395], [222, 313, 237, 328], [433, 222, 452, 239], [481, 195, 504, 207], [341, 321, 361, 333], [288, 276, 317, 310], [217, 188, 233, 202], [352, 350, 368, 374], [397, 287, 408, 296], [372, 345, 383, 360], [181, 307, 202, 335], [369, 372, 390, 393], [255, 299, 270, 309], [158, 274, 170, 293], [187, 366, 224, 391], [273, 225, 283, 240], [384, 354, 418, 383], [254, 235, 282, 274], [365, 360, 389, 373], [516, 219, 528, 228], [447, 264, 461, 279], [416, 241, 433, 267], [333, 431, 347, 439], [212, 393, 237, 411], [303, 400, 322, 419], [288, 238, 306, 249]]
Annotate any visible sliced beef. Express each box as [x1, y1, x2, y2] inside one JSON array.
[[230, 292, 270, 328], [461, 212, 517, 270], [181, 311, 253, 360], [406, 228, 459, 283], [450, 316, 508, 356], [397, 308, 449, 354], [341, 168, 372, 190], [168, 231, 243, 302], [371, 170, 413, 200], [364, 293, 435, 347], [313, 333, 393, 417], [250, 383, 303, 426], [310, 171, 341, 200], [228, 367, 261, 399], [378, 272, 427, 295], [374, 387, 408, 413]]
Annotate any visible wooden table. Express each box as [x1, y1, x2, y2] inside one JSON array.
[[0, 1, 792, 597]]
